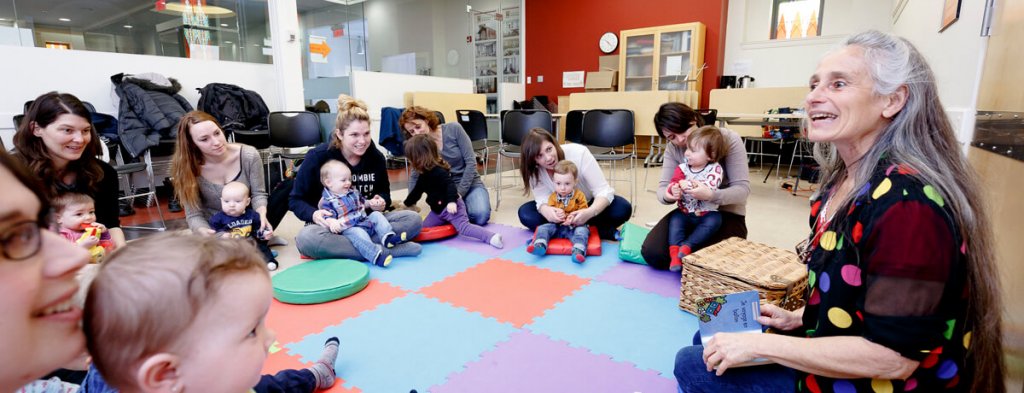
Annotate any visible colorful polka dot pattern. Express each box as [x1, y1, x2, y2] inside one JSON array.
[[827, 307, 852, 328], [797, 164, 971, 392], [870, 379, 892, 393]]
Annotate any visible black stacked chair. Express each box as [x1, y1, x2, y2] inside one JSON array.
[[581, 109, 637, 209], [496, 109, 552, 209], [268, 111, 322, 182], [456, 109, 498, 178]]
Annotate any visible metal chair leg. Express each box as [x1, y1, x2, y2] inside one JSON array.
[[495, 151, 503, 210]]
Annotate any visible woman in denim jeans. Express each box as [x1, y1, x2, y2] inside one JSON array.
[[399, 106, 491, 226]]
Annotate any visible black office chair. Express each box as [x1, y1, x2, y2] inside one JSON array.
[[11, 100, 32, 133], [581, 109, 637, 210], [268, 111, 322, 182], [564, 109, 615, 155], [698, 108, 718, 126], [496, 109, 552, 209], [434, 111, 446, 124], [456, 109, 497, 178], [563, 110, 586, 144]]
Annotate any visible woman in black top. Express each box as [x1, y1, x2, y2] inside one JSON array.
[[290, 94, 423, 260], [14, 92, 126, 248]]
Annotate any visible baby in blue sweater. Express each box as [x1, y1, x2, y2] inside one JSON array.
[[209, 181, 278, 270]]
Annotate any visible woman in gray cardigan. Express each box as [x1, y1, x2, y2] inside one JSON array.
[[400, 106, 491, 225], [640, 103, 750, 269], [171, 111, 276, 236]]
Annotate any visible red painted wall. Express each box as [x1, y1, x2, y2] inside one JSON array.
[[524, 0, 728, 108]]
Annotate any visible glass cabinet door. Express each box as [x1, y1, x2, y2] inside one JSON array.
[[623, 33, 655, 91], [658, 29, 692, 91]]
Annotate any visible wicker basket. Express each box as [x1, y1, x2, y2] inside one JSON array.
[[679, 237, 807, 315]]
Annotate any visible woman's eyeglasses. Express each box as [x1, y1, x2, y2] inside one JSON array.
[[1, 220, 43, 261]]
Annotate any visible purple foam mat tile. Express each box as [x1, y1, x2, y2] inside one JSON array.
[[439, 223, 534, 257], [430, 331, 676, 393], [595, 262, 682, 299]]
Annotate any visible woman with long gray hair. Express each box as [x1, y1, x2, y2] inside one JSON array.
[[674, 30, 1004, 393]]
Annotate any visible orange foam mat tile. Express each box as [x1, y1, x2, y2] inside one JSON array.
[[418, 258, 589, 328], [266, 279, 408, 344]]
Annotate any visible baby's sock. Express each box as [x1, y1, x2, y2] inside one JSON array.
[[307, 337, 340, 389], [383, 232, 408, 248], [669, 245, 682, 272], [527, 239, 547, 255], [489, 233, 504, 249], [374, 247, 393, 268], [679, 245, 692, 257], [571, 247, 586, 264]]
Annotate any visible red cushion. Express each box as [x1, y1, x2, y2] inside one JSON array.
[[532, 226, 602, 256], [413, 224, 458, 242]]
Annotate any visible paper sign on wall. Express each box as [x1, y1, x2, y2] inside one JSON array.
[[732, 59, 752, 75], [309, 35, 330, 64], [563, 71, 585, 88]]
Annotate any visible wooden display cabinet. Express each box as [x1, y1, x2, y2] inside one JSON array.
[[618, 22, 706, 96]]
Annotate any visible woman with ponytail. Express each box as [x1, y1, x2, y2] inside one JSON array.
[[289, 95, 423, 260], [674, 30, 1004, 393]]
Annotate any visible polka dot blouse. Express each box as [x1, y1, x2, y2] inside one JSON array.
[[798, 163, 972, 392]]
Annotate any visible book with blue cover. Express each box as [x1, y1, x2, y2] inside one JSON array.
[[696, 290, 772, 367]]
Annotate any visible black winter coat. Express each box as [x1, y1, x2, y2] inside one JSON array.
[[197, 83, 269, 132], [111, 73, 192, 158]]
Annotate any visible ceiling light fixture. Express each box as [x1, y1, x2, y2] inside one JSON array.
[[124, 25, 133, 28], [323, 0, 367, 5], [155, 3, 234, 17], [224, 41, 232, 44], [220, 23, 228, 27], [58, 18, 71, 22]]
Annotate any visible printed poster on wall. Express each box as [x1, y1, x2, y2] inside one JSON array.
[[562, 71, 585, 88]]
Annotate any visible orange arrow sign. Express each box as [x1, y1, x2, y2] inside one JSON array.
[[310, 41, 331, 57]]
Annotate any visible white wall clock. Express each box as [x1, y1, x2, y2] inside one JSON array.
[[599, 31, 618, 54]]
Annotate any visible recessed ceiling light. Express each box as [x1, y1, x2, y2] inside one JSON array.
[[220, 23, 228, 27], [124, 25, 133, 29], [0, 18, 7, 21], [224, 41, 233, 44], [58, 18, 71, 22]]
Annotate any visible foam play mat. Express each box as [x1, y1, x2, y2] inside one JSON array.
[[272, 258, 370, 304], [264, 223, 697, 392]]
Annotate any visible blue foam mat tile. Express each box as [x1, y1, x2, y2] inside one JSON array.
[[525, 281, 699, 377], [286, 293, 517, 393], [499, 241, 622, 279], [373, 242, 492, 291]]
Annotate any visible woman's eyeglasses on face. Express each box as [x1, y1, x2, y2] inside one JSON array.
[[1, 220, 43, 261]]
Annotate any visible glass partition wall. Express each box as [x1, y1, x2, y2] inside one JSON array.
[[0, 0, 271, 63], [298, 0, 368, 108]]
